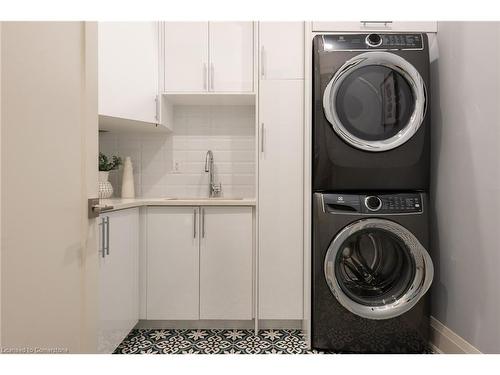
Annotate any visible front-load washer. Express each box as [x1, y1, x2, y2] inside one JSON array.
[[313, 33, 430, 191], [312, 192, 433, 353]]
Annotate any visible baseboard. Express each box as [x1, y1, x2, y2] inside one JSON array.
[[135, 319, 302, 330], [430, 316, 482, 354]]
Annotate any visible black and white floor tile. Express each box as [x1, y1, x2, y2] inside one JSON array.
[[114, 329, 319, 354], [114, 328, 433, 354]]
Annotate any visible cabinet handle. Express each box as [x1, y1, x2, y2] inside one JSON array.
[[201, 208, 205, 238], [155, 95, 160, 123], [193, 208, 197, 238], [203, 63, 208, 90], [260, 123, 265, 153], [105, 216, 110, 255], [210, 63, 214, 91], [360, 21, 393, 29], [260, 46, 265, 78], [100, 217, 105, 258]]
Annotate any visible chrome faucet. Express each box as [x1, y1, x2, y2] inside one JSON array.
[[204, 150, 222, 198]]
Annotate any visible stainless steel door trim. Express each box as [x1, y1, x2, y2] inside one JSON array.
[[105, 216, 110, 255], [193, 208, 197, 238], [324, 218, 433, 320], [322, 51, 427, 152]]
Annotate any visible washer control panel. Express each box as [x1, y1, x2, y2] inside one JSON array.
[[321, 33, 423, 51], [322, 193, 423, 214]]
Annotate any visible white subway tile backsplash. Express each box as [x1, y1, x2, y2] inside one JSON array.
[[99, 105, 255, 199]]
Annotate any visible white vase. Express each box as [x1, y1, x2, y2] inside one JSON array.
[[98, 171, 114, 199], [121, 156, 135, 198]]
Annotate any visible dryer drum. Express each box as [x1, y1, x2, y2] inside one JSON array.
[[323, 51, 427, 152], [324, 218, 433, 320]]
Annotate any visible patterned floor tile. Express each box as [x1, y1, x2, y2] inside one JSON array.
[[113, 329, 432, 354]]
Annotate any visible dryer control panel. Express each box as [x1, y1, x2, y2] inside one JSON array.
[[322, 193, 423, 214], [321, 33, 424, 51]]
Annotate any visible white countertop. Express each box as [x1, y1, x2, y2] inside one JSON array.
[[98, 197, 257, 212]]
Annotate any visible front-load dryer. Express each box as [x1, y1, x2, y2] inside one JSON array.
[[313, 33, 430, 191], [312, 192, 433, 353]]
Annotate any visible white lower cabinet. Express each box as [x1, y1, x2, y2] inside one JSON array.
[[200, 207, 253, 319], [98, 208, 139, 353], [146, 207, 200, 319], [146, 206, 253, 320]]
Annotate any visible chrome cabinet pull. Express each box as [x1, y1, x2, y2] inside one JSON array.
[[260, 45, 265, 78], [155, 95, 160, 123], [210, 63, 214, 91], [100, 217, 105, 258], [203, 63, 208, 90], [105, 216, 110, 255], [360, 21, 393, 29], [193, 208, 197, 238], [201, 208, 205, 238], [260, 123, 265, 153]]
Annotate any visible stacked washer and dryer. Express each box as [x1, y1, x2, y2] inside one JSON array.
[[312, 33, 434, 353]]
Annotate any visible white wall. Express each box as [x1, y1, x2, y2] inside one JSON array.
[[431, 22, 500, 353], [99, 105, 255, 199]]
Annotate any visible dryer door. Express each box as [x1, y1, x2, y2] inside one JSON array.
[[324, 218, 433, 320], [323, 51, 426, 152]]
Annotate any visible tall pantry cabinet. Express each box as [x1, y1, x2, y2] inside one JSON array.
[[258, 22, 305, 320]]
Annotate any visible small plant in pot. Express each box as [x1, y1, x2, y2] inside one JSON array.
[[98, 152, 122, 199]]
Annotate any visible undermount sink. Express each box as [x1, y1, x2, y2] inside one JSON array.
[[163, 197, 244, 200]]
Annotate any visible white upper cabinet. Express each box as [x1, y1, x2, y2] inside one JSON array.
[[312, 21, 437, 32], [98, 22, 159, 124], [199, 207, 253, 320], [164, 22, 254, 93], [209, 22, 254, 92], [164, 22, 209, 92], [259, 22, 304, 80]]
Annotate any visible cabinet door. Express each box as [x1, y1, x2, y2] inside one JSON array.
[[209, 22, 254, 92], [98, 208, 139, 354], [259, 22, 304, 80], [164, 22, 209, 92], [258, 80, 304, 319], [147, 207, 200, 319], [98, 22, 159, 123], [200, 207, 253, 319], [312, 21, 437, 32]]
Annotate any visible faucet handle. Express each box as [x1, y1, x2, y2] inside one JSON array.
[[213, 183, 222, 196]]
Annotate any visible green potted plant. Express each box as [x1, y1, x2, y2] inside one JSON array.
[[98, 152, 122, 199]]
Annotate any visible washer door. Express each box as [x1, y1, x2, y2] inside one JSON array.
[[323, 51, 426, 152], [324, 218, 433, 320]]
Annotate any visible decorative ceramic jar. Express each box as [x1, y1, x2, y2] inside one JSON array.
[[121, 156, 135, 198], [98, 171, 114, 199]]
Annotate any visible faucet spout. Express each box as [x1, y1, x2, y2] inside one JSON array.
[[204, 150, 213, 173], [204, 150, 221, 198]]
